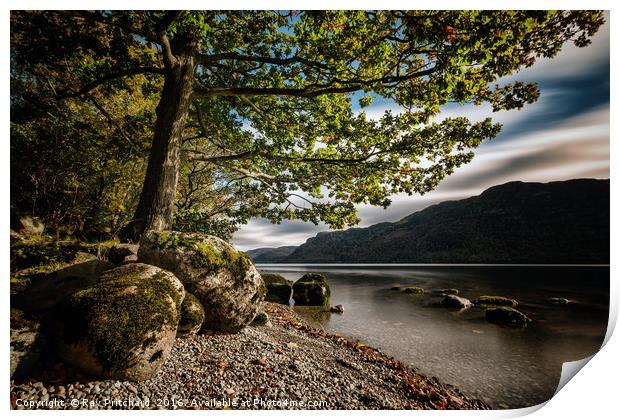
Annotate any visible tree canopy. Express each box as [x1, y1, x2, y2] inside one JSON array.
[[10, 10, 604, 240]]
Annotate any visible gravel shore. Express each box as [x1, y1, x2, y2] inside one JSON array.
[[10, 303, 488, 410]]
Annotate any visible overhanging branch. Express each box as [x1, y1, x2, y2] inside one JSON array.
[[58, 66, 166, 99], [195, 67, 436, 98]]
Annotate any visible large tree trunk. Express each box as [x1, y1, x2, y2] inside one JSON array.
[[120, 53, 197, 242]]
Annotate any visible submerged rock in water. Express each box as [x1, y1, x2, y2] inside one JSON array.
[[485, 307, 531, 328], [330, 304, 344, 313], [293, 273, 330, 307], [54, 263, 184, 381], [404, 286, 425, 295], [474, 295, 519, 307], [390, 286, 402, 291], [546, 297, 569, 305], [261, 273, 293, 304], [177, 292, 205, 337], [138, 231, 265, 333], [441, 295, 472, 309], [431, 288, 459, 296]]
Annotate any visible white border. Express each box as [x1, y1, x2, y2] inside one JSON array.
[[2, 2, 616, 419]]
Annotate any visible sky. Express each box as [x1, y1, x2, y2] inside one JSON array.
[[232, 16, 610, 251]]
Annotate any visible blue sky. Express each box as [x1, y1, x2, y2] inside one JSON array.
[[232, 16, 610, 251]]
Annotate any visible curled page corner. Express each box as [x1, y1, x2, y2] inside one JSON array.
[[552, 288, 618, 398], [554, 355, 595, 396], [503, 285, 616, 417]]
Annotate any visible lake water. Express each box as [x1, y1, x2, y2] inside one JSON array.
[[257, 264, 609, 409]]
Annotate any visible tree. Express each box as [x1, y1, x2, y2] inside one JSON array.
[[10, 10, 605, 241], [10, 57, 158, 237]]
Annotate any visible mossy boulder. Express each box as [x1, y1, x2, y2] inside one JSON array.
[[475, 295, 518, 307], [138, 231, 265, 333], [15, 215, 45, 236], [404, 286, 425, 295], [177, 292, 205, 337], [13, 258, 115, 311], [292, 273, 330, 307], [54, 263, 184, 381], [485, 307, 531, 328], [441, 294, 473, 309], [261, 273, 293, 304]]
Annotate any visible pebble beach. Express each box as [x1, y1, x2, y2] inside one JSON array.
[[10, 303, 487, 410]]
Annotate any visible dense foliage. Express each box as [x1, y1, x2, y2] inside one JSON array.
[[10, 10, 604, 239]]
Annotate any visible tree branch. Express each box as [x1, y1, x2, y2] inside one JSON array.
[[200, 52, 330, 71], [64, 11, 157, 42], [195, 67, 436, 98], [83, 93, 137, 150], [185, 149, 255, 162], [58, 66, 165, 99], [156, 11, 183, 69]]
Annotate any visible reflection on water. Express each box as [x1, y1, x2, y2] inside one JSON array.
[[258, 265, 609, 409]]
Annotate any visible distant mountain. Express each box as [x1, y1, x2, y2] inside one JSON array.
[[283, 179, 610, 264], [246, 246, 298, 263]]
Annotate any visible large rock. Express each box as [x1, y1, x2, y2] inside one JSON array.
[[14, 258, 115, 311], [54, 263, 184, 381], [138, 231, 265, 333], [441, 295, 473, 309], [261, 273, 293, 304], [474, 295, 518, 307], [177, 292, 205, 337], [16, 216, 45, 236], [485, 307, 531, 328], [404, 286, 425, 294], [292, 273, 330, 307]]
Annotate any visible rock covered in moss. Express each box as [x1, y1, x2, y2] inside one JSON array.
[[474, 295, 518, 307], [16, 215, 45, 236], [404, 286, 425, 294], [441, 294, 473, 309], [485, 307, 531, 327], [138, 231, 265, 333], [292, 273, 330, 307], [14, 258, 115, 311], [54, 263, 184, 381], [177, 292, 205, 337], [261, 273, 293, 304]]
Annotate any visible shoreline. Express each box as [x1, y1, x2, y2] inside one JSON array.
[[11, 302, 488, 410]]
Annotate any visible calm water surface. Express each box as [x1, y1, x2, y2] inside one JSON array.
[[257, 265, 609, 409]]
